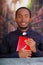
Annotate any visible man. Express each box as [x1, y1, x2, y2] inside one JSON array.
[[0, 7, 43, 58]]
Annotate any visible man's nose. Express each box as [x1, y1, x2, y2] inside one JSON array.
[[22, 16, 25, 21]]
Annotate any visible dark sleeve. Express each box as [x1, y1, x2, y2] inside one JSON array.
[[33, 35, 43, 57], [0, 35, 19, 58], [34, 49, 43, 57]]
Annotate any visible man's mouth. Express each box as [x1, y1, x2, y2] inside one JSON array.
[[21, 23, 26, 25]]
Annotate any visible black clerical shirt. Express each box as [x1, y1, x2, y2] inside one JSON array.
[[0, 28, 43, 58]]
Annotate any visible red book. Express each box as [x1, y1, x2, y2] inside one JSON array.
[[16, 36, 30, 51]]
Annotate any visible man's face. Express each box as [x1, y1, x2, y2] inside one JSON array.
[[15, 9, 31, 29]]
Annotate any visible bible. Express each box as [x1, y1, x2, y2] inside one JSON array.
[[16, 36, 30, 51]]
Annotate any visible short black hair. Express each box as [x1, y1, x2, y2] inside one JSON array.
[[15, 7, 31, 18]]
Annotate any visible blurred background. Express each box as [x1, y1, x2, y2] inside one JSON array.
[[0, 0, 43, 43]]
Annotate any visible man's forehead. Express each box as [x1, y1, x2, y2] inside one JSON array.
[[17, 8, 29, 14]]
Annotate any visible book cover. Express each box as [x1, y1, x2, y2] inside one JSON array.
[[16, 36, 30, 51]]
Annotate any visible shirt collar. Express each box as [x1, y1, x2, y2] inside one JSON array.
[[17, 27, 32, 36]]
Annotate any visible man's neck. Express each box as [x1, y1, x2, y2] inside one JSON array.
[[18, 27, 29, 32]]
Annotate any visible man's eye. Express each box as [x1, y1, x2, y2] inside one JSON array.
[[25, 15, 29, 18], [18, 15, 22, 18], [17, 14, 22, 18]]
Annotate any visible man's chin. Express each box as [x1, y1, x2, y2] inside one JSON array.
[[19, 27, 28, 30]]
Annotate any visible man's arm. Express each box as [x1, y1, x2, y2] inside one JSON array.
[[25, 37, 43, 57], [34, 35, 43, 57], [0, 35, 19, 58]]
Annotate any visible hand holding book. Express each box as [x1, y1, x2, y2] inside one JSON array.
[[16, 36, 31, 51], [16, 36, 32, 58]]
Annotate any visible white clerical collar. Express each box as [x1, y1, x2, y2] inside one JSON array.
[[22, 32, 27, 35]]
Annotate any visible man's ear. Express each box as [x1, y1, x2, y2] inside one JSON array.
[[30, 17, 33, 22], [15, 17, 17, 22], [29, 18, 31, 23]]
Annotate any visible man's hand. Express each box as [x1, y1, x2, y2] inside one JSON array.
[[18, 48, 32, 58], [25, 39, 36, 53]]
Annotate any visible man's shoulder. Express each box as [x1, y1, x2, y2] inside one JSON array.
[[8, 30, 18, 35], [29, 28, 43, 38], [5, 30, 18, 39]]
